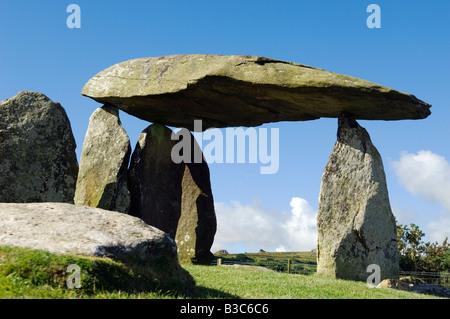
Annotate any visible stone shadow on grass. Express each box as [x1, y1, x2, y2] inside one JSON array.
[[110, 252, 239, 298]]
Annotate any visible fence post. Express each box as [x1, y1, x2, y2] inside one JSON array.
[[287, 259, 291, 274], [218, 258, 222, 266]]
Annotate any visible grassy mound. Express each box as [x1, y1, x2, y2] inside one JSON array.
[[0, 245, 195, 298]]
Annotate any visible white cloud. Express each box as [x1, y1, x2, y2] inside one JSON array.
[[392, 150, 450, 243], [211, 197, 317, 253], [427, 215, 450, 243], [277, 197, 317, 252], [392, 150, 450, 212], [391, 204, 418, 225]]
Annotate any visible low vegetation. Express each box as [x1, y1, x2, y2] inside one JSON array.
[[397, 222, 449, 272], [0, 246, 445, 299]]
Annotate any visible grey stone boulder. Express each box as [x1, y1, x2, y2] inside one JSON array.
[[0, 202, 177, 262], [175, 131, 216, 265], [74, 105, 131, 213], [378, 277, 450, 298], [128, 124, 184, 239], [0, 91, 78, 203], [81, 54, 431, 131], [128, 124, 216, 265], [316, 116, 399, 282]]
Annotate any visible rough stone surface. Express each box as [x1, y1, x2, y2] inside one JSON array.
[[128, 124, 216, 264], [175, 133, 216, 265], [316, 116, 399, 282], [0, 91, 78, 203], [74, 105, 131, 213], [81, 54, 431, 130], [128, 124, 184, 239], [378, 277, 450, 298], [0, 202, 177, 262], [377, 277, 424, 291]]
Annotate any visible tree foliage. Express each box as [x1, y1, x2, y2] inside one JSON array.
[[397, 222, 449, 272]]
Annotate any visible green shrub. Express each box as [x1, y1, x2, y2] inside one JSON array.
[[233, 254, 253, 262]]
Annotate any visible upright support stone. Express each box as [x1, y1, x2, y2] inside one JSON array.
[[74, 105, 131, 213], [128, 124, 184, 239], [175, 131, 216, 265], [128, 124, 216, 265], [316, 116, 399, 282]]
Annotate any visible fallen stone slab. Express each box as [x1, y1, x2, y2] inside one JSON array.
[[81, 54, 431, 130], [0, 202, 177, 262], [378, 277, 450, 298]]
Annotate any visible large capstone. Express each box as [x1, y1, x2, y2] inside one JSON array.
[[0, 91, 78, 203], [81, 54, 431, 131], [128, 124, 216, 264], [74, 105, 131, 213], [316, 116, 399, 282]]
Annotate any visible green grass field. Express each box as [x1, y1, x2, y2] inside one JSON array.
[[0, 246, 444, 299], [213, 251, 317, 274]]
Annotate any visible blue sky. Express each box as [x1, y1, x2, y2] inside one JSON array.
[[1, 1, 449, 253]]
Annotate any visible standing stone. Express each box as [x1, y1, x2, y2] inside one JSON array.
[[128, 124, 216, 264], [74, 105, 131, 213], [128, 124, 184, 239], [0, 91, 78, 203], [175, 131, 217, 265], [316, 116, 399, 282]]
